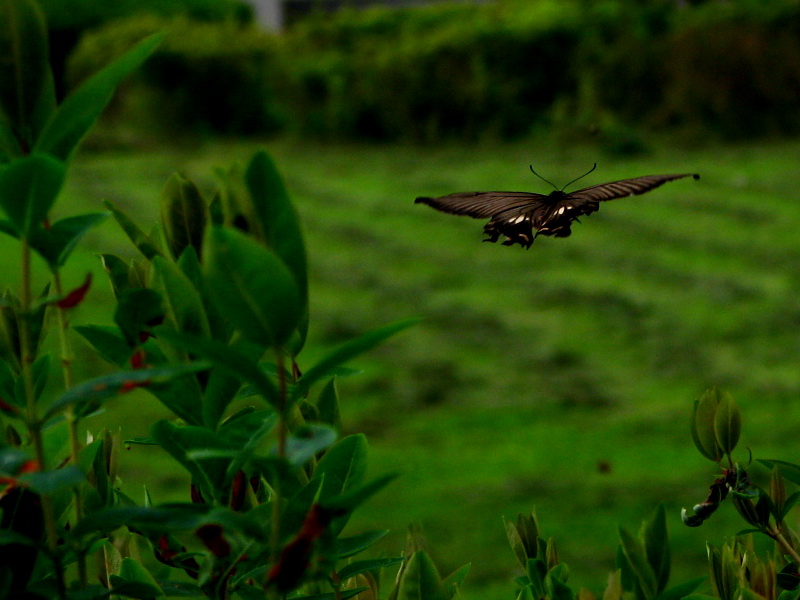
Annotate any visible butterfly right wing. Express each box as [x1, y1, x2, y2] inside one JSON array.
[[414, 191, 548, 219]]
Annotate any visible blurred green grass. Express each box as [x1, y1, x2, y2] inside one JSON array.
[[14, 136, 799, 599]]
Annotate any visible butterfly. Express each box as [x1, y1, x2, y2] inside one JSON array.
[[415, 164, 700, 248]]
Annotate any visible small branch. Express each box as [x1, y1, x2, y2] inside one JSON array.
[[52, 270, 88, 588], [770, 528, 800, 565], [19, 240, 66, 598]]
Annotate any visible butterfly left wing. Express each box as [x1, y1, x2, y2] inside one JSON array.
[[415, 191, 550, 248]]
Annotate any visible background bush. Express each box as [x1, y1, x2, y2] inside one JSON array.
[[64, 0, 800, 142], [68, 16, 287, 136]]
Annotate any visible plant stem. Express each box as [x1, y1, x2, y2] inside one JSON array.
[[52, 270, 88, 587], [770, 528, 800, 565], [19, 240, 66, 598], [269, 349, 288, 570]]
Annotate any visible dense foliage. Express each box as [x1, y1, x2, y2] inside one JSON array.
[[63, 0, 800, 142]]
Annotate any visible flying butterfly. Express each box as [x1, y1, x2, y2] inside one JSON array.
[[415, 164, 700, 248]]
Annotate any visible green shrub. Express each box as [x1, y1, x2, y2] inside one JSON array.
[[282, 1, 583, 141], [67, 15, 289, 136], [658, 0, 800, 138]]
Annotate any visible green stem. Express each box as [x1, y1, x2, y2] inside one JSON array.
[[770, 528, 800, 565], [268, 349, 288, 575], [19, 240, 66, 598], [52, 270, 88, 588]]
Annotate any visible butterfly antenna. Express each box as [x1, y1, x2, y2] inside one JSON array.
[[560, 163, 597, 192], [529, 165, 559, 191]]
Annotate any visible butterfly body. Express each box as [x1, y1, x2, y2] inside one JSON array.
[[415, 172, 699, 248]]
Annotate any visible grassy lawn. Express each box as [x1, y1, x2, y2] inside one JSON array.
[[13, 135, 799, 599]]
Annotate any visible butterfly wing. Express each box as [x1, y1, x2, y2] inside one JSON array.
[[414, 191, 548, 219], [567, 173, 700, 203], [415, 191, 550, 249]]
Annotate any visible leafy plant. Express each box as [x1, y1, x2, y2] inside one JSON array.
[[1, 2, 437, 599], [681, 389, 800, 600]]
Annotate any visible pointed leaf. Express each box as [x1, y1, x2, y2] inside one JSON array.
[[0, 0, 53, 153], [204, 226, 301, 348], [713, 391, 740, 456], [442, 563, 471, 599], [338, 557, 404, 581], [290, 319, 419, 402], [74, 324, 132, 367], [245, 151, 308, 348], [43, 363, 209, 422], [155, 330, 279, 407], [34, 33, 163, 161], [654, 579, 706, 600], [642, 505, 670, 594], [161, 172, 208, 261], [110, 557, 164, 598], [316, 377, 341, 429], [337, 530, 390, 559], [114, 288, 164, 346], [283, 424, 338, 468], [758, 460, 800, 488], [691, 390, 724, 463], [99, 253, 134, 299], [19, 465, 85, 494], [396, 551, 447, 600], [618, 526, 658, 599], [0, 153, 65, 235], [103, 199, 163, 260], [28, 211, 109, 268], [314, 434, 368, 500], [153, 255, 210, 339]]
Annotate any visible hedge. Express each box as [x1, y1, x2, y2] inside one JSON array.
[[66, 0, 800, 142]]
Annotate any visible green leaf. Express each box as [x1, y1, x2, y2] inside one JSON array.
[[316, 378, 341, 429], [290, 319, 420, 402], [155, 330, 279, 408], [642, 505, 670, 595], [103, 199, 163, 260], [690, 389, 724, 463], [338, 557, 404, 581], [161, 172, 208, 261], [153, 255, 210, 339], [314, 434, 368, 500], [18, 465, 84, 494], [114, 288, 164, 346], [713, 391, 740, 456], [204, 226, 301, 348], [0, 153, 65, 235], [28, 211, 109, 268], [99, 253, 138, 301], [442, 563, 471, 599], [758, 460, 800, 487], [618, 525, 658, 600], [43, 363, 209, 422], [245, 151, 309, 349], [0, 0, 54, 154], [283, 424, 338, 468], [34, 33, 163, 161], [74, 325, 132, 367], [396, 551, 447, 600], [654, 578, 706, 600], [337, 530, 390, 559], [109, 557, 164, 598], [72, 504, 267, 541], [149, 420, 232, 504]]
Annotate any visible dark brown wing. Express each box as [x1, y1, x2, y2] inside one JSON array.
[[414, 191, 548, 219], [567, 173, 700, 203]]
